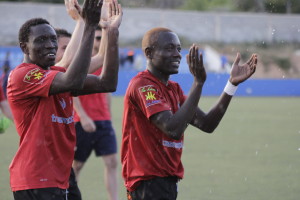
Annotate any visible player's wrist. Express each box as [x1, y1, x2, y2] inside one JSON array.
[[224, 80, 238, 96]]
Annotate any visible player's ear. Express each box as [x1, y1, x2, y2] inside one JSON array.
[[20, 42, 29, 54], [144, 47, 153, 59]]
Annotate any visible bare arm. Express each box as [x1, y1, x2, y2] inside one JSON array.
[[72, 1, 122, 96], [50, 0, 102, 95], [88, 0, 123, 74], [106, 93, 112, 114], [55, 0, 84, 68], [73, 97, 96, 132], [150, 45, 206, 140], [190, 53, 258, 133]]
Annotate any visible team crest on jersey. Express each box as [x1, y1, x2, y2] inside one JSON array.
[[23, 68, 48, 84], [139, 85, 161, 107]]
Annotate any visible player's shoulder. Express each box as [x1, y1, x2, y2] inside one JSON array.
[[168, 79, 180, 88], [129, 71, 158, 89], [10, 63, 42, 78], [9, 63, 59, 85]]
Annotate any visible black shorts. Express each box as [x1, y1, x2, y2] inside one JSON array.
[[67, 168, 82, 200], [13, 187, 67, 200], [74, 120, 117, 162], [13, 169, 81, 200], [127, 176, 178, 200]]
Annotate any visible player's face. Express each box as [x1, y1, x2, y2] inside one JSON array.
[[93, 29, 102, 56], [151, 32, 182, 75], [26, 24, 58, 69], [55, 36, 70, 63]]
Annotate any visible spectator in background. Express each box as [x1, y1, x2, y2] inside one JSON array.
[[0, 84, 13, 133], [1, 52, 11, 98], [126, 48, 135, 64]]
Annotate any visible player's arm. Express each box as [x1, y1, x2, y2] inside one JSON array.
[[71, 0, 122, 95], [150, 45, 206, 140], [106, 93, 112, 114], [73, 97, 96, 132], [88, 0, 123, 73], [56, 0, 84, 68], [190, 53, 257, 133], [0, 100, 13, 121], [49, 0, 102, 95], [88, 0, 113, 73]]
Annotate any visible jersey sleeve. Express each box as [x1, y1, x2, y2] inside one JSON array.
[[9, 65, 59, 98], [130, 78, 171, 119]]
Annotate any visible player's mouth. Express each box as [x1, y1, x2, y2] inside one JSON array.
[[45, 53, 56, 60], [171, 60, 180, 67]]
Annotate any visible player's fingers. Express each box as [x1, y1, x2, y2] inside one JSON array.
[[114, 0, 119, 15], [199, 52, 203, 68], [233, 52, 240, 66], [108, 2, 113, 17]]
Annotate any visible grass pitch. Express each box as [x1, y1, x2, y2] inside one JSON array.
[[0, 97, 299, 200]]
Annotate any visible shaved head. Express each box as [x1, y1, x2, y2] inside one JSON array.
[[141, 27, 173, 54]]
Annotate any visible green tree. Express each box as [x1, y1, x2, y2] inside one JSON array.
[[234, 0, 300, 13], [181, 0, 233, 11]]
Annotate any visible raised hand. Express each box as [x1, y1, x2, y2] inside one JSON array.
[[229, 53, 257, 85], [65, 0, 82, 21], [81, 0, 103, 26], [100, 0, 123, 29], [186, 44, 206, 85]]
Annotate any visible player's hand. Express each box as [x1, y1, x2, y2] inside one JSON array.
[[186, 44, 206, 85], [229, 53, 257, 86], [81, 0, 103, 27], [80, 116, 96, 133], [65, 0, 82, 21], [100, 0, 123, 29]]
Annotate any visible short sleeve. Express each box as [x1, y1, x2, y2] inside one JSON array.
[[8, 65, 59, 99], [130, 79, 171, 119]]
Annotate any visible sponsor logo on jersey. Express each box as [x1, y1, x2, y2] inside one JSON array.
[[23, 68, 49, 84], [139, 85, 157, 93], [51, 114, 74, 124], [139, 85, 161, 107], [162, 140, 183, 149]]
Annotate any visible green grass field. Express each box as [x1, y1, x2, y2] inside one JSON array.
[[1, 97, 299, 200]]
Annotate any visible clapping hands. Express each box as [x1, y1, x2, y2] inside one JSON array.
[[100, 0, 123, 29], [229, 53, 257, 86]]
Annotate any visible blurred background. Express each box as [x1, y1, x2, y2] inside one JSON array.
[[0, 0, 300, 96], [0, 1, 300, 200]]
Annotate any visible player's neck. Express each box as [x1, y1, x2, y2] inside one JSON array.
[[147, 68, 169, 85]]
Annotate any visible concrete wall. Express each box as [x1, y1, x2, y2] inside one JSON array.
[[114, 70, 300, 96], [1, 2, 300, 45]]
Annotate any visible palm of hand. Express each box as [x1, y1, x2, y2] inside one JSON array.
[[230, 53, 257, 85], [100, 0, 122, 28], [230, 63, 252, 84], [187, 45, 206, 84]]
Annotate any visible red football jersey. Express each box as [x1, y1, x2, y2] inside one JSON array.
[[74, 68, 110, 122], [7, 63, 75, 191], [121, 70, 186, 191]]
